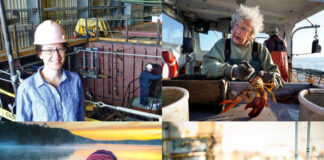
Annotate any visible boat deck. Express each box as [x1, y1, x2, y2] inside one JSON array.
[[190, 83, 321, 121]]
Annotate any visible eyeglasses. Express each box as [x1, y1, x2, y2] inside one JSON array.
[[234, 23, 251, 34], [41, 47, 66, 55]]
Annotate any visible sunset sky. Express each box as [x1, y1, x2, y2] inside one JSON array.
[[28, 122, 162, 141]]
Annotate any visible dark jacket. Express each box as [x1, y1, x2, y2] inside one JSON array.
[[140, 70, 162, 88]]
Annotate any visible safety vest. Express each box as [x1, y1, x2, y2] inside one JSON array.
[[265, 36, 288, 82]]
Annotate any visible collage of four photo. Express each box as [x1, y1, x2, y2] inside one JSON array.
[[0, 0, 324, 159]]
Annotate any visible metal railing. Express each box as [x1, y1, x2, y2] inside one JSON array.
[[121, 77, 140, 107], [0, 0, 162, 51], [85, 99, 162, 121], [292, 67, 324, 85]]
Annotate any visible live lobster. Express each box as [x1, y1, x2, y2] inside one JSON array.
[[219, 75, 277, 118]]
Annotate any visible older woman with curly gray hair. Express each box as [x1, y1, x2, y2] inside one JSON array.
[[202, 5, 284, 89]]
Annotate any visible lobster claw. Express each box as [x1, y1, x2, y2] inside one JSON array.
[[220, 96, 242, 114], [244, 97, 267, 118]]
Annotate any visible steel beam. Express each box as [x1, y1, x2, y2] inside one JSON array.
[[77, 0, 89, 19], [0, 0, 18, 95], [26, 0, 41, 45]]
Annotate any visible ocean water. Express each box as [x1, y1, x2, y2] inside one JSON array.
[[0, 143, 162, 160], [293, 56, 324, 72]]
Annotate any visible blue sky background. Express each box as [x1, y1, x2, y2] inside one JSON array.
[[293, 10, 324, 57]]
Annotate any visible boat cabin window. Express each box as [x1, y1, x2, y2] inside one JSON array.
[[254, 33, 270, 44], [226, 33, 269, 44], [199, 32, 267, 52], [162, 13, 184, 46], [199, 30, 223, 51]]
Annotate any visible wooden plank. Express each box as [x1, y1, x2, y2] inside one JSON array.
[[162, 79, 227, 112]]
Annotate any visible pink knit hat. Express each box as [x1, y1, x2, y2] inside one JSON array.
[[87, 150, 117, 160]]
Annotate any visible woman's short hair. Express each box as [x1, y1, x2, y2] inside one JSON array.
[[230, 5, 264, 40]]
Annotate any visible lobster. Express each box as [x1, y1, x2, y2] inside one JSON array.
[[219, 75, 277, 118]]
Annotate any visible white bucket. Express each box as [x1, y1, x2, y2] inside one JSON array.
[[162, 86, 189, 121], [298, 88, 324, 120]]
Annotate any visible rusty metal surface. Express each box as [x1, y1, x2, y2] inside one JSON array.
[[81, 41, 162, 107], [121, 31, 161, 38]]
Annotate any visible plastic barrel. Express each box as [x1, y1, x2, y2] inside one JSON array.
[[162, 87, 189, 121], [298, 88, 324, 120]]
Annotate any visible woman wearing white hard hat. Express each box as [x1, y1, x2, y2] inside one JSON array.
[[16, 20, 85, 121]]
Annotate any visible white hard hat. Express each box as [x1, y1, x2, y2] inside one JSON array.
[[146, 64, 153, 70], [34, 20, 67, 45]]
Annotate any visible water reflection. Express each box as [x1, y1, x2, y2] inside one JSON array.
[[0, 143, 162, 160], [0, 145, 74, 160]]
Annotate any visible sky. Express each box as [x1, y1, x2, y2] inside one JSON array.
[[221, 122, 324, 153], [293, 10, 324, 58], [31, 122, 162, 141]]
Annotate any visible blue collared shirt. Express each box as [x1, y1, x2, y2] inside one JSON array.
[[16, 66, 85, 121]]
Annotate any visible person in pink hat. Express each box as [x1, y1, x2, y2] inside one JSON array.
[[16, 20, 84, 121], [87, 150, 117, 160]]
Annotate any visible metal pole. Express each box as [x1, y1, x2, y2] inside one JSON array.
[[96, 18, 99, 41], [290, 25, 320, 82], [82, 51, 86, 72], [87, 0, 90, 18], [13, 25, 19, 57], [157, 18, 160, 45], [38, 0, 42, 23], [0, 0, 17, 95], [306, 121, 311, 160], [291, 25, 320, 56], [118, 0, 162, 4], [75, 49, 162, 58], [125, 18, 128, 43], [90, 49, 94, 71], [85, 18, 88, 43], [95, 52, 98, 77], [295, 121, 299, 160], [0, 69, 11, 75], [85, 100, 162, 121]]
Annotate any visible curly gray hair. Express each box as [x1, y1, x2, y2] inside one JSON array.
[[230, 5, 264, 40]]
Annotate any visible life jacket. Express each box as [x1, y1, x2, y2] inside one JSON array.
[[224, 39, 261, 76], [265, 36, 288, 82], [162, 51, 179, 78]]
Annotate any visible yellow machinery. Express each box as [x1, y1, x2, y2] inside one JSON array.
[[0, 88, 16, 121], [74, 18, 109, 37]]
